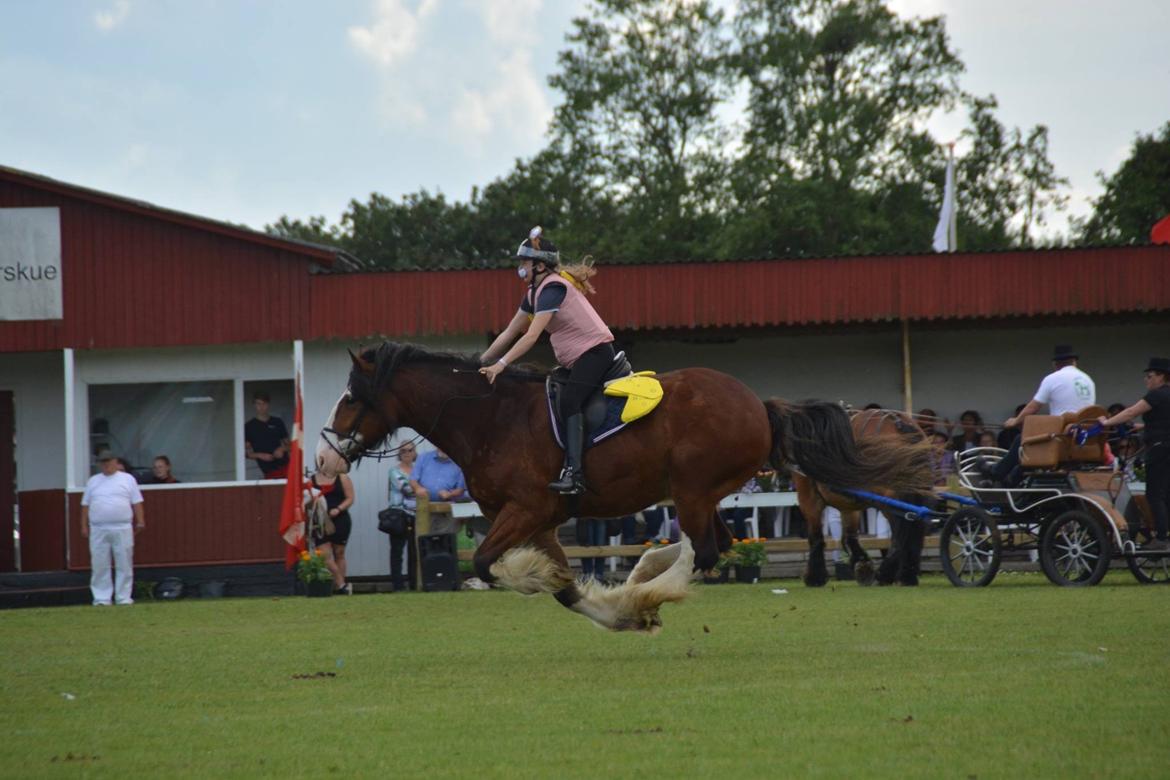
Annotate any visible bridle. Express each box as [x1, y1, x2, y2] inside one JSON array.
[[320, 373, 499, 465]]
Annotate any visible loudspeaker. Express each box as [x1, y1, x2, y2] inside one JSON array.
[[419, 533, 460, 592]]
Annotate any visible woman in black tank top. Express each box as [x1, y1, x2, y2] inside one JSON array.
[[309, 472, 355, 593]]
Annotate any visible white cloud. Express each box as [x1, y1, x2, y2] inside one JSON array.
[[450, 50, 550, 151], [93, 0, 131, 32], [476, 0, 543, 46], [348, 0, 439, 67]]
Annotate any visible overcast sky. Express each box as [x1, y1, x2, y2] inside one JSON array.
[[2, 1, 1166, 241]]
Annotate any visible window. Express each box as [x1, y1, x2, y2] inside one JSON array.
[[88, 381, 234, 482]]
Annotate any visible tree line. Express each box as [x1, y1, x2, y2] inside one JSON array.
[[267, 0, 1168, 270]]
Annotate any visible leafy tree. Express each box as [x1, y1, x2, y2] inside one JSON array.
[[548, 0, 734, 262], [1077, 122, 1170, 244]]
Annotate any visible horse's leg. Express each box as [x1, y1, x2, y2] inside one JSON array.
[[797, 477, 829, 587], [472, 508, 573, 595], [898, 519, 926, 586], [876, 516, 902, 585], [842, 509, 875, 586]]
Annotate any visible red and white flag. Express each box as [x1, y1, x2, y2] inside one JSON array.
[[1151, 213, 1170, 245], [278, 341, 306, 569]]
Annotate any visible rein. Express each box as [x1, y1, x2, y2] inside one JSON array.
[[321, 369, 500, 464]]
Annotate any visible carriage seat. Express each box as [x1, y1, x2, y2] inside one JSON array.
[[1019, 405, 1108, 469]]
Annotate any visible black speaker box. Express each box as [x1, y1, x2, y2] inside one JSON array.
[[419, 533, 460, 592]]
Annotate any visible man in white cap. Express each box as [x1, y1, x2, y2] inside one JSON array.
[[80, 449, 146, 606]]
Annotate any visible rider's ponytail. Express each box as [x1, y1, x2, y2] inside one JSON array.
[[560, 256, 598, 295]]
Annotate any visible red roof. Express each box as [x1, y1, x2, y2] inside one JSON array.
[[308, 245, 1170, 339], [3, 165, 1167, 352]]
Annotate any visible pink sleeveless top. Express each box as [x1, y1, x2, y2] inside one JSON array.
[[528, 274, 614, 367]]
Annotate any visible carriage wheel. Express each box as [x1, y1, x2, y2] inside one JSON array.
[[1126, 551, 1170, 584], [1039, 510, 1110, 587], [939, 508, 1001, 587]]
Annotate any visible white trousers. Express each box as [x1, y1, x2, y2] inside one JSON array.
[[90, 525, 135, 605], [822, 506, 842, 562]]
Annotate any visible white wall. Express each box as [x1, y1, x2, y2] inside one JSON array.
[[305, 336, 485, 577], [0, 351, 65, 491]]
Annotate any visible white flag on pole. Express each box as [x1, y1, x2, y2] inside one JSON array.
[[932, 146, 956, 252]]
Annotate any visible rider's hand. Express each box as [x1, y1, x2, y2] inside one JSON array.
[[1097, 415, 1109, 427], [479, 363, 505, 384]]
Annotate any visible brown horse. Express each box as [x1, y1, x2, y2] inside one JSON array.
[[316, 343, 932, 631], [797, 409, 933, 587]]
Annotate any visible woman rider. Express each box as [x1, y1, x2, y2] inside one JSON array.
[[1098, 357, 1170, 550], [479, 227, 614, 495]]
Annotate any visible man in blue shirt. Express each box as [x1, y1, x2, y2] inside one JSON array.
[[412, 448, 468, 502]]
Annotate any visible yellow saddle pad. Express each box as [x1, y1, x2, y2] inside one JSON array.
[[603, 371, 663, 423]]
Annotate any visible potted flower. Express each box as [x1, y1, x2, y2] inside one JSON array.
[[297, 549, 334, 597], [731, 537, 767, 583]]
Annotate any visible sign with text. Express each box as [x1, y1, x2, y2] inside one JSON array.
[[0, 207, 62, 321]]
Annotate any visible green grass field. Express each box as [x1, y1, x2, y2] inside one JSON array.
[[3, 572, 1168, 779]]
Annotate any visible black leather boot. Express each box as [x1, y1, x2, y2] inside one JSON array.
[[549, 413, 585, 494]]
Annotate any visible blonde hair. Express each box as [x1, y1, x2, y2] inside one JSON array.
[[558, 256, 598, 295]]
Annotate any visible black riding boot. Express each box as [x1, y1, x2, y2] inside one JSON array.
[[549, 413, 586, 495]]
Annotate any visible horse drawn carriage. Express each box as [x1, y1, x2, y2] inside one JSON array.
[[936, 405, 1168, 587]]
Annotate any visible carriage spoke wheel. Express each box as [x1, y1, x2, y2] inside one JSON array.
[[1126, 549, 1170, 584], [1039, 510, 1110, 587], [939, 508, 1001, 587]]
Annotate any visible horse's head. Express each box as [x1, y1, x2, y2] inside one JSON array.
[[316, 349, 396, 476]]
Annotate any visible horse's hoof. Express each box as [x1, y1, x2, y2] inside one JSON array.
[[613, 611, 663, 633], [803, 572, 828, 588], [854, 560, 876, 586]]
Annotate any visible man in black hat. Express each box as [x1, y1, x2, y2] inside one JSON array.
[[987, 345, 1096, 486]]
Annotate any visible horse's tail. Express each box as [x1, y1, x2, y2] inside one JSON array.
[[764, 399, 933, 496]]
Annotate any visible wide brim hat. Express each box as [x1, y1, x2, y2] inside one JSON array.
[[1146, 357, 1170, 374], [1052, 345, 1078, 361]]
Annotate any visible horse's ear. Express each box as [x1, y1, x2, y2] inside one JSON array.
[[348, 348, 373, 373]]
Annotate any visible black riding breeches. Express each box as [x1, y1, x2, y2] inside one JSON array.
[[559, 342, 616, 418]]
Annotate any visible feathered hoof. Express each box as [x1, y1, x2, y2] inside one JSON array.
[[612, 610, 663, 634], [803, 569, 829, 588], [854, 560, 876, 586]]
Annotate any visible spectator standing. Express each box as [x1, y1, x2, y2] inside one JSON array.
[[245, 392, 290, 479], [722, 477, 761, 539], [990, 346, 1096, 486], [575, 518, 609, 583], [916, 408, 948, 437], [412, 448, 467, 503], [310, 471, 355, 594], [146, 455, 179, 484], [80, 450, 145, 606], [386, 443, 418, 591], [1098, 357, 1170, 550]]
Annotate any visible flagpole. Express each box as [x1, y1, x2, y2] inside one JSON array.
[[947, 143, 957, 252]]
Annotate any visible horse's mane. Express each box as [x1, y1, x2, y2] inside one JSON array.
[[349, 341, 544, 405]]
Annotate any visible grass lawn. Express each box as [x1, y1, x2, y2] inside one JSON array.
[[2, 571, 1168, 779]]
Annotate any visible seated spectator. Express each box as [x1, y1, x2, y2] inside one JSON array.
[[916, 408, 947, 436], [146, 455, 180, 484], [997, 405, 1026, 449], [931, 431, 956, 486], [862, 402, 883, 410], [951, 410, 984, 453], [977, 431, 997, 449]]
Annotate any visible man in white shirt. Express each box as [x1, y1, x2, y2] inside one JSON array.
[[81, 450, 146, 606], [989, 345, 1096, 485]]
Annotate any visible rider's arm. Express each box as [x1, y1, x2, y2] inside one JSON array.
[[482, 310, 530, 365], [498, 312, 553, 367], [1005, 399, 1042, 429], [1101, 399, 1151, 427]]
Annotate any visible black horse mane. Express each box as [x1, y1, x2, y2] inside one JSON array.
[[348, 341, 544, 406]]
